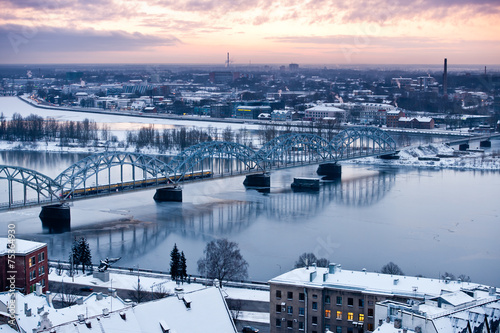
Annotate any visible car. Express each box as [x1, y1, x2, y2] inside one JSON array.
[[80, 286, 93, 292], [242, 326, 259, 333]]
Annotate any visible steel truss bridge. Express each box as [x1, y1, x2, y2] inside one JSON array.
[[0, 127, 397, 209]]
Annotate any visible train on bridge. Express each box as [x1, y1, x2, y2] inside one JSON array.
[[61, 170, 213, 198]]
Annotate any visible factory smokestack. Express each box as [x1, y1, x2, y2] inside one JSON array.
[[443, 58, 448, 96]]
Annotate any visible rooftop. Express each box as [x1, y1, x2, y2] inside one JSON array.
[[269, 264, 493, 299], [0, 238, 46, 255]]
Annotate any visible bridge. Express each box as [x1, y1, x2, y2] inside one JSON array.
[[0, 127, 397, 214]]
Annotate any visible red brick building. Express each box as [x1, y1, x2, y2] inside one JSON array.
[[386, 111, 405, 127], [0, 238, 48, 294]]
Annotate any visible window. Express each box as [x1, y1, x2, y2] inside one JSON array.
[[336, 296, 342, 306], [312, 294, 318, 299], [29, 256, 36, 267], [41, 279, 45, 287], [299, 307, 305, 316], [29, 270, 36, 280], [312, 302, 318, 310], [348, 312, 353, 321], [368, 308, 374, 317], [336, 311, 342, 320], [38, 266, 45, 276], [38, 252, 45, 262], [276, 290, 282, 299], [348, 328, 353, 333], [367, 324, 374, 331], [287, 306, 293, 315], [325, 310, 331, 319], [325, 295, 331, 304], [299, 322, 305, 331], [368, 300, 374, 306], [276, 304, 281, 313], [359, 314, 365, 322], [312, 316, 318, 325], [359, 299, 364, 308], [276, 319, 282, 327], [348, 298, 353, 306], [325, 324, 330, 331], [336, 326, 342, 333], [288, 291, 293, 300], [299, 292, 305, 301], [287, 320, 293, 329]]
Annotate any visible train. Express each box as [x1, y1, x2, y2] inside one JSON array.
[[61, 170, 212, 198]]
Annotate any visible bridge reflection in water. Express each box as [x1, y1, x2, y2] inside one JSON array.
[[40, 169, 396, 265]]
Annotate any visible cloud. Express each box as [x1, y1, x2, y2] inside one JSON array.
[[0, 25, 180, 59]]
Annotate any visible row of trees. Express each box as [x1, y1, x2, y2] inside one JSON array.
[[0, 113, 102, 145]]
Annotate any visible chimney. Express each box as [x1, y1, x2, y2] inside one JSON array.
[[102, 308, 110, 317], [443, 58, 448, 96], [96, 292, 103, 301], [489, 287, 496, 296], [37, 306, 44, 314], [393, 279, 399, 285], [35, 283, 42, 296], [76, 296, 83, 305], [362, 268, 367, 274], [120, 312, 126, 320], [329, 263, 337, 274]]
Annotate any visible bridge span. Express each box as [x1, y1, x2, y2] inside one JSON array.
[[0, 127, 397, 211]]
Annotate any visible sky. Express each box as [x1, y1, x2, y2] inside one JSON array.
[[1, 0, 499, 65]]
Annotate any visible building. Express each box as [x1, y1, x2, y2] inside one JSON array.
[[0, 238, 48, 295], [209, 71, 239, 84], [398, 117, 434, 129], [386, 111, 406, 127], [374, 287, 499, 333], [272, 109, 293, 122], [269, 263, 486, 333], [305, 104, 347, 122], [236, 105, 272, 119], [211, 103, 231, 118], [0, 286, 237, 333]]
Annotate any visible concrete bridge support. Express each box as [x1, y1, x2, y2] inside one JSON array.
[[480, 140, 491, 148], [39, 203, 71, 233], [459, 143, 469, 151], [317, 163, 342, 179], [243, 173, 271, 188], [154, 186, 183, 202]]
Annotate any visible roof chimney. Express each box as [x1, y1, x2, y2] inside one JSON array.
[[443, 58, 448, 96], [329, 263, 337, 274]]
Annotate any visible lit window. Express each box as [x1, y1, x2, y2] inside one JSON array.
[[348, 312, 353, 321], [336, 311, 342, 320], [325, 310, 331, 318], [359, 314, 364, 322], [29, 257, 36, 267]]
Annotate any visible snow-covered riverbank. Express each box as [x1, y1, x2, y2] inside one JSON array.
[[346, 142, 500, 171]]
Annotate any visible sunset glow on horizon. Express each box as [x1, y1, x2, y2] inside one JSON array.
[[1, 0, 499, 65]]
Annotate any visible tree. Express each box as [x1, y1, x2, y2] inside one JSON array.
[[441, 272, 456, 281], [381, 262, 404, 275], [128, 279, 147, 303], [197, 238, 248, 287], [70, 237, 92, 274], [179, 251, 187, 283], [294, 252, 329, 268], [170, 244, 180, 281]]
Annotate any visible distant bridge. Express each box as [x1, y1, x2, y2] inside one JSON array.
[[0, 127, 397, 209]]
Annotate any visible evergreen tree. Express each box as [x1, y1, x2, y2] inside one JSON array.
[[179, 251, 187, 283], [170, 244, 180, 281], [78, 237, 92, 273]]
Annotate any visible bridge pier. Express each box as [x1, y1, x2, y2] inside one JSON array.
[[459, 143, 469, 151], [480, 140, 491, 148], [39, 203, 71, 233], [243, 173, 271, 188], [154, 186, 182, 202], [317, 163, 342, 179]]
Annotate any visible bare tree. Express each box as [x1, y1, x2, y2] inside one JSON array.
[[441, 272, 456, 281], [197, 238, 248, 287], [128, 280, 148, 304], [295, 252, 329, 268], [152, 284, 170, 300], [51, 283, 79, 308], [457, 274, 471, 282], [381, 262, 404, 275]]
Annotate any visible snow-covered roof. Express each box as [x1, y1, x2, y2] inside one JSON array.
[[306, 105, 346, 112], [133, 287, 237, 333], [269, 265, 484, 299], [0, 238, 46, 255], [435, 291, 475, 306]]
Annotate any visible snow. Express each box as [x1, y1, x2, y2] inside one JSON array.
[[270, 266, 485, 300], [223, 287, 269, 302], [346, 142, 500, 171], [236, 311, 270, 323], [0, 237, 45, 255]]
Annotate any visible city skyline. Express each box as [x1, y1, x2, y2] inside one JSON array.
[[1, 0, 500, 66]]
